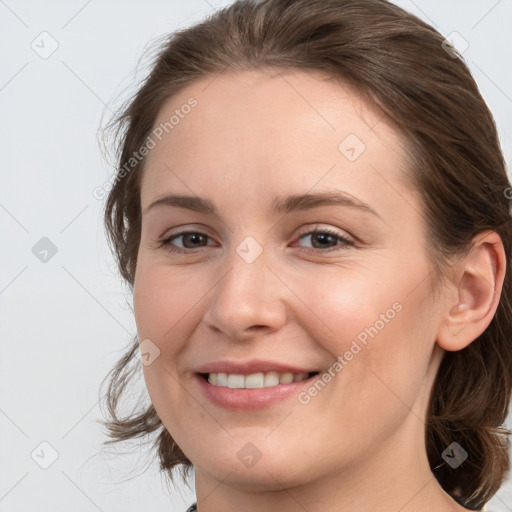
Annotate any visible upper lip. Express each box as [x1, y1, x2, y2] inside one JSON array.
[[195, 359, 319, 375]]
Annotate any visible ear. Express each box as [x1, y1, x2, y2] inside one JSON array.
[[437, 231, 507, 351]]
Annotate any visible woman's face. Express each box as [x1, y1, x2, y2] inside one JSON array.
[[133, 68, 449, 491]]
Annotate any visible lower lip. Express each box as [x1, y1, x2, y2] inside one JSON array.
[[195, 373, 320, 410]]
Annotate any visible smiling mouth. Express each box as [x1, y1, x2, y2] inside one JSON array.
[[199, 371, 320, 389]]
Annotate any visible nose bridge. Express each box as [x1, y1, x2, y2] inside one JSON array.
[[203, 233, 286, 338]]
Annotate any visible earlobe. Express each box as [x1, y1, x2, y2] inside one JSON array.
[[436, 231, 506, 352]]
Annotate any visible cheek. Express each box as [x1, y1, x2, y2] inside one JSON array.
[[293, 260, 435, 405], [133, 260, 203, 346], [286, 265, 404, 354], [133, 261, 205, 429]]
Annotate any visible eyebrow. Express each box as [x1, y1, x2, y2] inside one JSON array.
[[143, 191, 382, 219]]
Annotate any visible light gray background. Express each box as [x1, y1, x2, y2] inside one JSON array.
[[1, 0, 511, 511]]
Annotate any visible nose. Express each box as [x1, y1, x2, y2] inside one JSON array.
[[202, 242, 288, 341]]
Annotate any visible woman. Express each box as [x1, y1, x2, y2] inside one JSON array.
[[98, 1, 512, 510]]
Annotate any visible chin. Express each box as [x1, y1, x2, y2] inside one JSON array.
[[193, 450, 319, 491]]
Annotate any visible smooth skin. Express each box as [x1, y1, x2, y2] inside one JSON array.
[[133, 68, 505, 512]]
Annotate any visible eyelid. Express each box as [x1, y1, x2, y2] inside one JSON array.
[[161, 223, 353, 240], [159, 223, 214, 239], [294, 223, 353, 241]]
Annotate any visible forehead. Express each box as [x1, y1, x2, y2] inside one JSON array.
[[140, 67, 415, 214]]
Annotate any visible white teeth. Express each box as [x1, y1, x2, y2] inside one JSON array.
[[227, 374, 245, 388], [245, 372, 264, 388], [216, 373, 228, 386], [207, 371, 310, 389], [279, 372, 294, 384], [264, 371, 279, 387]]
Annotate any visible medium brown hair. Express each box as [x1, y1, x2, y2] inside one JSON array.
[[98, 0, 512, 508]]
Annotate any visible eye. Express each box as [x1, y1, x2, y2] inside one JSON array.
[[293, 227, 354, 253], [157, 230, 216, 253], [156, 226, 354, 254]]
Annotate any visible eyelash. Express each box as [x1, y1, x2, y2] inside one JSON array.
[[156, 227, 354, 255]]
